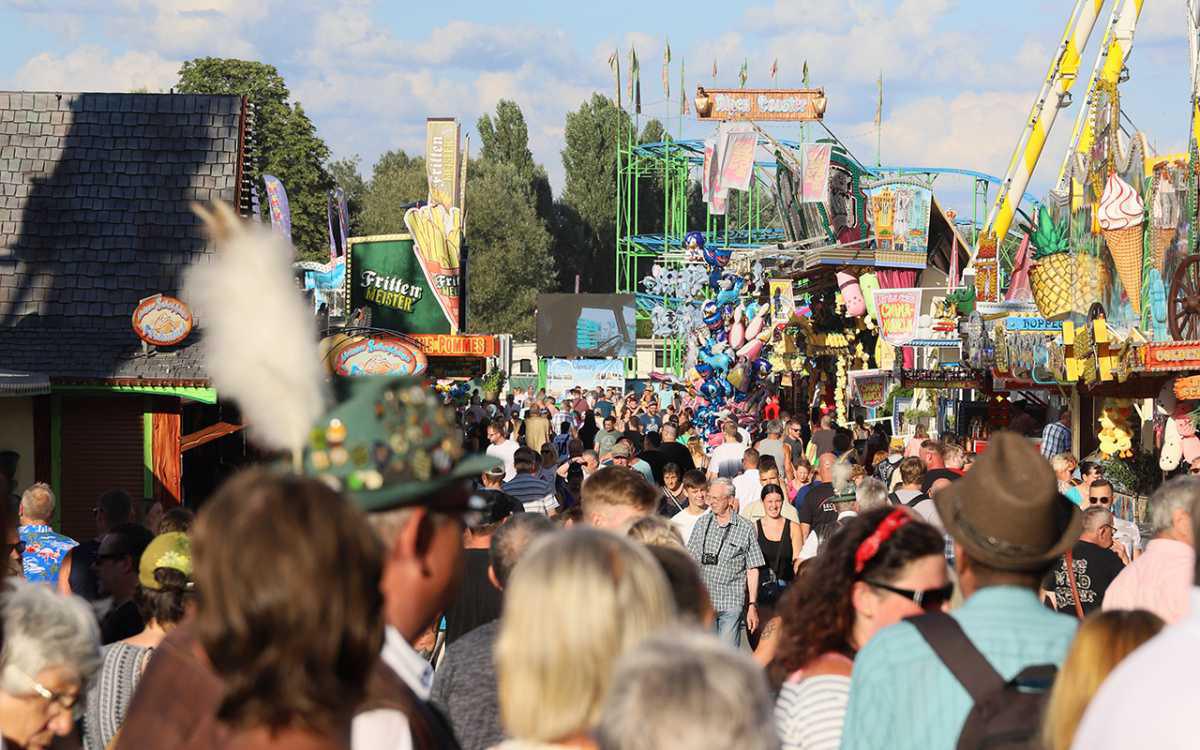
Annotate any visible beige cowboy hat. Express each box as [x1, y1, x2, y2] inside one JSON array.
[[934, 431, 1081, 572]]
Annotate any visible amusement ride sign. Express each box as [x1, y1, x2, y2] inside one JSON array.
[[694, 87, 827, 122], [132, 293, 193, 347]]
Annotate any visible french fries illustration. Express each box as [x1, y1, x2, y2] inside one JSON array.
[[404, 204, 462, 271]]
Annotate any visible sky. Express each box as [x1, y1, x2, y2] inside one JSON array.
[[0, 0, 1196, 218]]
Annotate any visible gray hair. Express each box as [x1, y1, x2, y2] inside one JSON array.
[[766, 420, 783, 437], [856, 478, 889, 512], [0, 581, 101, 695], [1149, 477, 1200, 534], [1081, 506, 1113, 534], [18, 483, 55, 522], [708, 477, 734, 498], [830, 460, 855, 495], [596, 630, 779, 750], [490, 513, 556, 589]]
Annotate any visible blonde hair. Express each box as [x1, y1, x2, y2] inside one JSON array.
[[1040, 610, 1164, 750], [496, 528, 676, 742], [18, 483, 55, 522], [626, 515, 685, 548], [1050, 452, 1078, 473]]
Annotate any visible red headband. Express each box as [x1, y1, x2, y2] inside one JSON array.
[[854, 508, 911, 574]]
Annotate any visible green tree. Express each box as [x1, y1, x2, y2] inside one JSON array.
[[465, 160, 556, 337], [177, 58, 332, 260], [327, 155, 367, 233], [357, 150, 428, 236], [477, 100, 552, 225], [560, 94, 632, 292]]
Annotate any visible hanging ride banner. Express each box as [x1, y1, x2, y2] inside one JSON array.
[[345, 235, 452, 335]]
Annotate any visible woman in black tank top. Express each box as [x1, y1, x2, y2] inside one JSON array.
[[757, 483, 801, 582]]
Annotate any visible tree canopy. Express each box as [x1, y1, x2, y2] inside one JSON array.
[[177, 58, 332, 261]]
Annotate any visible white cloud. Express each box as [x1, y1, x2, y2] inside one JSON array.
[[7, 45, 179, 92]]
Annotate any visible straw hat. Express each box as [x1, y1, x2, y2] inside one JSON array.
[[934, 431, 1081, 572]]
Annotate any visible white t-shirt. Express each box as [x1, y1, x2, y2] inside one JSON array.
[[486, 439, 519, 482], [732, 470, 761, 507], [671, 509, 710, 544], [709, 441, 747, 478]]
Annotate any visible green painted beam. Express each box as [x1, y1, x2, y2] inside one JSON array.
[[143, 408, 153, 500], [50, 395, 61, 532], [53, 384, 217, 405]]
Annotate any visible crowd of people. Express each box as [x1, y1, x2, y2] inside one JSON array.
[[0, 378, 1197, 750]]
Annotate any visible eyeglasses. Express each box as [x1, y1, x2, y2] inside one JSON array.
[[6, 540, 24, 557], [12, 666, 81, 720], [1088, 495, 1113, 505], [865, 579, 954, 611], [1100, 524, 1117, 534]]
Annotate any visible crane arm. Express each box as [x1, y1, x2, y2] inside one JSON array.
[[1055, 0, 1145, 194], [974, 0, 1107, 261]]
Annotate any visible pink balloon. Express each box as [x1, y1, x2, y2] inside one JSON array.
[[738, 337, 764, 360], [838, 272, 866, 317]]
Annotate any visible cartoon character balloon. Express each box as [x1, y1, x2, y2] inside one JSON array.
[[837, 272, 866, 317], [684, 231, 706, 262]]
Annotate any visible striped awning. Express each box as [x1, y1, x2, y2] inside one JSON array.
[[0, 369, 50, 397]]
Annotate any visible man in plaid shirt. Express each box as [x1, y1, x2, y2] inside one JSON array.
[[1040, 409, 1072, 458], [686, 477, 765, 646]]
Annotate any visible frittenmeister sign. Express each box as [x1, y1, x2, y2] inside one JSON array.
[[345, 235, 452, 335]]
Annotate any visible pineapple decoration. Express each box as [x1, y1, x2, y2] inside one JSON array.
[[1028, 206, 1108, 318], [1029, 206, 1073, 318]]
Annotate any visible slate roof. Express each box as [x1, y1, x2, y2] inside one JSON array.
[[0, 91, 245, 382]]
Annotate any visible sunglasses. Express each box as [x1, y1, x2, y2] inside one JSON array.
[[1087, 495, 1113, 505], [865, 579, 954, 611]]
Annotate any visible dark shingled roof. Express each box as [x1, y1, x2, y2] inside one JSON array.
[[0, 91, 246, 382]]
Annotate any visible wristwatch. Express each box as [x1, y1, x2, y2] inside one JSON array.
[[748, 602, 758, 608]]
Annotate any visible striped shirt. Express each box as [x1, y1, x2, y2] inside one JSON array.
[[501, 474, 557, 515], [775, 675, 851, 750]]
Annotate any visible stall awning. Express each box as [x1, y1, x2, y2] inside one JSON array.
[[0, 369, 50, 397]]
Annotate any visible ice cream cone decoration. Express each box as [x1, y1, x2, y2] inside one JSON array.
[[1097, 173, 1145, 313]]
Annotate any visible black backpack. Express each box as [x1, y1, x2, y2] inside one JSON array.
[[911, 612, 1056, 750], [888, 491, 930, 508]]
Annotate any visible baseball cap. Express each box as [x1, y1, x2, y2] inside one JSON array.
[[138, 532, 192, 589], [611, 443, 633, 458]]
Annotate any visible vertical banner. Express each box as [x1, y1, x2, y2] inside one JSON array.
[[873, 287, 922, 345], [769, 278, 796, 353], [327, 187, 350, 260], [414, 118, 464, 332], [262, 174, 292, 244], [425, 118, 461, 209], [798, 144, 832, 203], [719, 126, 757, 193]]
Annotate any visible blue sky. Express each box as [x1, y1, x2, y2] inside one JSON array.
[[0, 0, 1195, 217]]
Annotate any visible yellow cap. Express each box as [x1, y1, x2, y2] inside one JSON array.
[[138, 532, 192, 590]]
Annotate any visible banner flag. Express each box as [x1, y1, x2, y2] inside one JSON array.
[[608, 50, 621, 109], [680, 60, 688, 115], [262, 174, 292, 244], [425, 118, 461, 209], [663, 40, 671, 99]]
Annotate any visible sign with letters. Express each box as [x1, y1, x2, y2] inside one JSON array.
[[694, 87, 827, 122]]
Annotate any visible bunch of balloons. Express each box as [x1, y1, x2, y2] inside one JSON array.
[[680, 231, 782, 437]]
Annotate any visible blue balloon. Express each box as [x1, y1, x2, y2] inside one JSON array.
[[684, 231, 706, 252]]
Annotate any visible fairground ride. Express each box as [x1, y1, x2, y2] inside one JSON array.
[[615, 129, 1040, 374]]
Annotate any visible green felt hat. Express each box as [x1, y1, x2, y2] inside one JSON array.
[[303, 376, 499, 513]]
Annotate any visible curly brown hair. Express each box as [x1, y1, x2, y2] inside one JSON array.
[[773, 506, 944, 673]]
